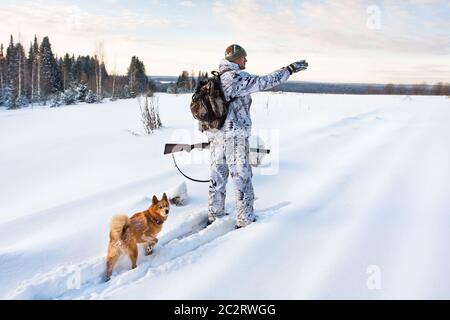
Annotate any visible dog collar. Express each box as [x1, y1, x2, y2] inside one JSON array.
[[147, 213, 163, 225]]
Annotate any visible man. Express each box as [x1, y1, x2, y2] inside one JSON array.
[[207, 44, 308, 228]]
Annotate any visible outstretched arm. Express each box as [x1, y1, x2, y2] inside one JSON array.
[[230, 68, 290, 98], [227, 60, 308, 98]]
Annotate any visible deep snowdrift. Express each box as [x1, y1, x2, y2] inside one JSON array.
[[0, 93, 449, 299]]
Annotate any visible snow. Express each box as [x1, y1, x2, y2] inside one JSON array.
[[0, 93, 449, 299]]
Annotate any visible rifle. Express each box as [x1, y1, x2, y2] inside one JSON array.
[[164, 143, 270, 155], [164, 142, 270, 183]]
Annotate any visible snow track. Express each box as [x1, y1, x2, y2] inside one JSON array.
[[10, 203, 288, 300], [9, 208, 208, 299]]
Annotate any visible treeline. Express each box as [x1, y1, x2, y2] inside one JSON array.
[[171, 73, 450, 96], [168, 70, 209, 94], [368, 83, 450, 95], [0, 35, 154, 109], [273, 81, 450, 95]]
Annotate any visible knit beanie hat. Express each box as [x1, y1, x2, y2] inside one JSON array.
[[225, 44, 247, 61]]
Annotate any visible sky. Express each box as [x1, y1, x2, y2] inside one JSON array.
[[0, 0, 449, 84]]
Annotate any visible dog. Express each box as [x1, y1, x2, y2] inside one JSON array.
[[106, 193, 170, 280]]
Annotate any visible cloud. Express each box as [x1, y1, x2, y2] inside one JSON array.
[[1, 0, 448, 83], [0, 0, 170, 37], [210, 0, 449, 83], [212, 0, 450, 56], [0, 0, 173, 73], [180, 0, 194, 7]]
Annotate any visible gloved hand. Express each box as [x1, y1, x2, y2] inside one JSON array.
[[285, 60, 308, 74]]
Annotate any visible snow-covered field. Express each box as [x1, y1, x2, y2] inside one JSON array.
[[0, 92, 449, 299]]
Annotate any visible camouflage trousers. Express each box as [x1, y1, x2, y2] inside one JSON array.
[[208, 131, 255, 228]]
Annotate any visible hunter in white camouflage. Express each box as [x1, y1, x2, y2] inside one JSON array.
[[207, 45, 308, 228]]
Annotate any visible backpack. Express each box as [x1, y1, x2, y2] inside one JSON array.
[[190, 70, 235, 132]]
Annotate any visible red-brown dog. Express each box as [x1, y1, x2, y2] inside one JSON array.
[[106, 193, 170, 280]]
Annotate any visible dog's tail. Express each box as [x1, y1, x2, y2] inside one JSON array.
[[110, 215, 130, 240]]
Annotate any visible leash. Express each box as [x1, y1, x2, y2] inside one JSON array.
[[171, 153, 210, 183]]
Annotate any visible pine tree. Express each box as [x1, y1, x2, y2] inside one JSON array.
[[127, 56, 148, 97], [50, 93, 62, 107], [74, 81, 88, 102], [29, 36, 40, 104], [128, 56, 136, 98], [87, 56, 96, 91], [85, 89, 96, 103], [99, 61, 107, 100], [15, 41, 28, 106], [62, 53, 72, 91], [4, 83, 15, 109], [69, 54, 76, 83], [123, 84, 132, 98], [0, 44, 5, 106], [94, 55, 99, 98], [176, 70, 191, 93], [61, 87, 77, 105], [111, 59, 117, 100], [39, 36, 62, 100], [6, 35, 18, 109], [190, 70, 196, 92], [27, 43, 33, 98]]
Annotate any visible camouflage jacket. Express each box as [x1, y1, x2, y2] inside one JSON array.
[[215, 59, 290, 137]]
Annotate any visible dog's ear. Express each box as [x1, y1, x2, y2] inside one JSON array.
[[162, 192, 168, 201], [152, 195, 158, 205]]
